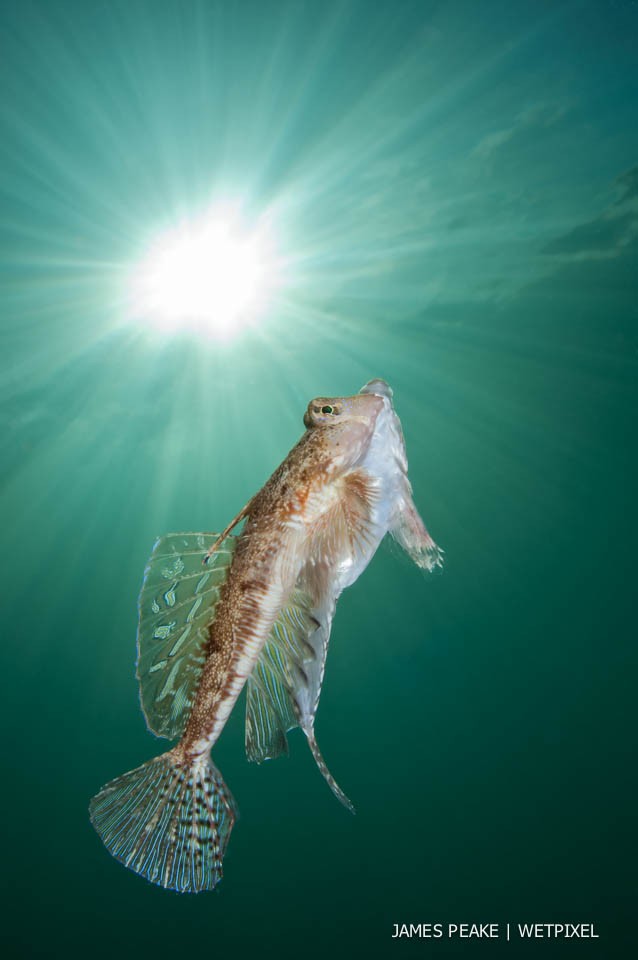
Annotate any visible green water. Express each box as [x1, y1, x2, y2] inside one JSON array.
[[1, 1, 636, 957]]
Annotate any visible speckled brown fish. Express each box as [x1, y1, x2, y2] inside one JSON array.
[[89, 379, 442, 893]]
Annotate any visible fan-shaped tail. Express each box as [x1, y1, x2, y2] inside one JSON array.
[[89, 750, 237, 893]]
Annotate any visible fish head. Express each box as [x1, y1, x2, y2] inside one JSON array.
[[302, 389, 385, 469], [303, 391, 384, 430]]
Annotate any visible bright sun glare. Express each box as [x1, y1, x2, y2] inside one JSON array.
[[131, 208, 279, 340]]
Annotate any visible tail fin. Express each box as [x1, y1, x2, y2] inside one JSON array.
[[89, 750, 237, 893]]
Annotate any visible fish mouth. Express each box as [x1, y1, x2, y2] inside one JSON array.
[[359, 378, 393, 399]]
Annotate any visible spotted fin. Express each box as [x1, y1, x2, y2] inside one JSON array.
[[136, 533, 236, 740], [89, 749, 237, 893]]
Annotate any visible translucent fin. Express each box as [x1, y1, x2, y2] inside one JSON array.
[[304, 468, 380, 570], [306, 728, 354, 814], [245, 568, 354, 811], [292, 469, 380, 729], [245, 470, 378, 799], [247, 470, 378, 803], [245, 591, 317, 763], [89, 750, 238, 894], [137, 533, 236, 740], [245, 663, 294, 761], [294, 564, 355, 812], [391, 500, 444, 572]]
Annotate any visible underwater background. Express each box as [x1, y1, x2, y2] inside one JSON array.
[[1, 0, 637, 956]]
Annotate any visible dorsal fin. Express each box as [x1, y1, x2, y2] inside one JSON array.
[[136, 532, 236, 740], [203, 497, 253, 565]]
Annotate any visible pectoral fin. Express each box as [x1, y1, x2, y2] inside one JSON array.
[[391, 498, 444, 572], [304, 468, 380, 569]]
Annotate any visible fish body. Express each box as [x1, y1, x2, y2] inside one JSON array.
[[180, 388, 384, 758], [90, 379, 442, 893]]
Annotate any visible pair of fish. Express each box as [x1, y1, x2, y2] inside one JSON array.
[[90, 379, 442, 893]]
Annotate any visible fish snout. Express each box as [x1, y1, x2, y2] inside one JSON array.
[[359, 378, 393, 399]]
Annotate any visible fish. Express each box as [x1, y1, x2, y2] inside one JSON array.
[[89, 378, 442, 893]]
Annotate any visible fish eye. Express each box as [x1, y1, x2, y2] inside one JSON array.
[[321, 405, 333, 414]]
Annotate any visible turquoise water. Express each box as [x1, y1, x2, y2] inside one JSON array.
[[1, 1, 636, 956]]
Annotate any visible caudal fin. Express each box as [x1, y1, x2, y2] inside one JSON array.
[[89, 750, 237, 893]]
